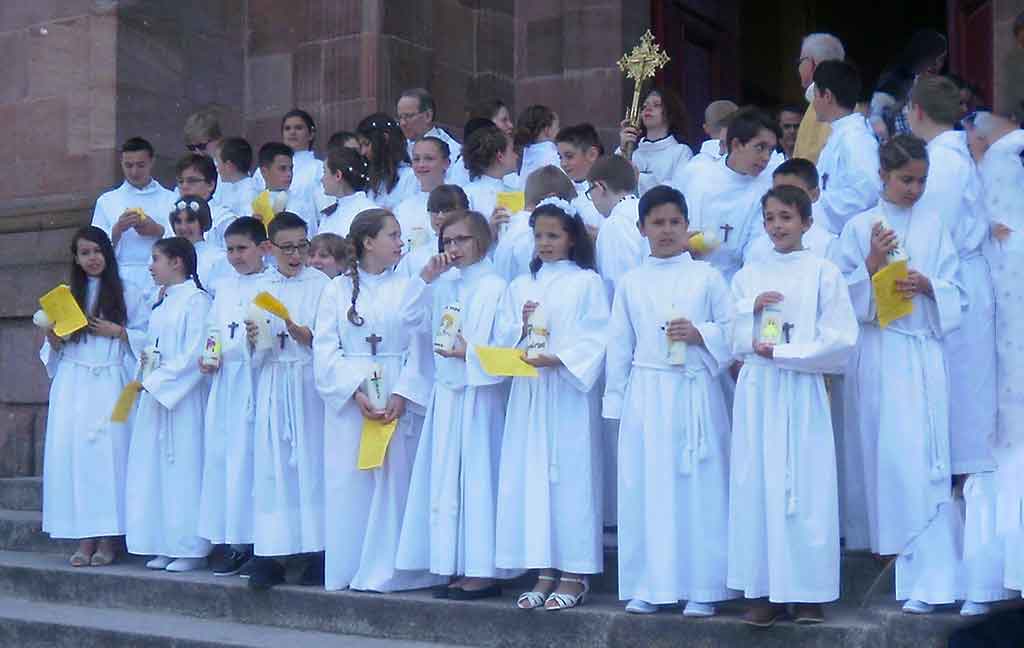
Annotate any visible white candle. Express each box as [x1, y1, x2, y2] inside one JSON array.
[[433, 302, 463, 352], [525, 304, 549, 359]]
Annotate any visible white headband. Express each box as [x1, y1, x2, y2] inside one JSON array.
[[536, 196, 577, 217]]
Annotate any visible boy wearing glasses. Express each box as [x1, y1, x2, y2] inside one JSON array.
[[244, 212, 330, 589]]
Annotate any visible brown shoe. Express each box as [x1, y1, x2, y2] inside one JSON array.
[[793, 603, 824, 624], [742, 601, 787, 627]]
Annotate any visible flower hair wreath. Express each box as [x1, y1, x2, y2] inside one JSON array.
[[536, 196, 577, 217], [174, 199, 201, 212]]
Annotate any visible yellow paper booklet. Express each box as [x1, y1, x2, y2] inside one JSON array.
[[871, 259, 914, 328], [357, 418, 399, 470], [496, 191, 525, 214], [110, 382, 143, 423], [252, 292, 291, 321], [39, 285, 88, 338], [476, 346, 538, 377], [252, 191, 275, 229]]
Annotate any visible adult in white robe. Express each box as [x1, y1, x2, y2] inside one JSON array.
[[815, 113, 881, 235], [125, 279, 212, 559], [396, 258, 520, 580], [617, 135, 693, 196], [251, 265, 329, 556], [833, 199, 964, 604], [728, 250, 858, 603], [318, 191, 378, 238], [92, 179, 176, 292], [42, 279, 148, 540], [603, 252, 736, 606], [314, 268, 444, 592], [495, 261, 609, 574], [197, 270, 265, 546]]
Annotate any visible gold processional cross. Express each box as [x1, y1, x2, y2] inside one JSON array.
[[617, 30, 671, 160]]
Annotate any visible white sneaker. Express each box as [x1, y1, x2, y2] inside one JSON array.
[[145, 555, 172, 570], [625, 599, 658, 614], [683, 601, 716, 617], [960, 601, 991, 617], [165, 557, 207, 572], [902, 599, 935, 614]]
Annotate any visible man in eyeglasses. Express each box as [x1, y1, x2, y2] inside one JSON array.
[[396, 88, 462, 168], [793, 33, 846, 164], [777, 105, 803, 160], [91, 136, 176, 294]]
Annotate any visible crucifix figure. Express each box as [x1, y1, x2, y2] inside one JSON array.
[[366, 333, 382, 356], [720, 223, 734, 243], [227, 321, 239, 339], [277, 331, 289, 350], [782, 322, 795, 344], [616, 30, 670, 160]]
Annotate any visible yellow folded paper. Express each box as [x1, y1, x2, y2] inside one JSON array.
[[476, 345, 539, 377], [496, 191, 525, 214], [252, 191, 275, 230], [39, 284, 88, 338], [357, 417, 399, 470], [110, 381, 142, 423], [252, 292, 291, 321], [872, 259, 914, 328]]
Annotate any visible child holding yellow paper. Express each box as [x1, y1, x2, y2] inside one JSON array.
[[41, 226, 149, 567], [126, 237, 212, 572], [832, 134, 965, 614], [244, 212, 329, 590], [396, 210, 519, 600], [462, 124, 521, 240], [493, 197, 609, 611], [313, 209, 443, 593]]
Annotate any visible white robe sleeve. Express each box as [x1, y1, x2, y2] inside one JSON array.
[[39, 338, 60, 379], [554, 272, 611, 393], [464, 278, 513, 387], [919, 227, 963, 339], [729, 267, 758, 358], [141, 292, 211, 410], [602, 281, 635, 420], [123, 282, 151, 369], [392, 319, 433, 411], [312, 280, 361, 413], [819, 141, 881, 234], [833, 221, 878, 324], [772, 263, 859, 374], [693, 268, 736, 375], [91, 197, 114, 240]]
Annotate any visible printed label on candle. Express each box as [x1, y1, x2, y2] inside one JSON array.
[[365, 362, 388, 411], [201, 327, 221, 368], [665, 303, 687, 365], [434, 302, 463, 352], [875, 216, 908, 263], [760, 303, 784, 345], [525, 304, 549, 360], [141, 346, 161, 380]]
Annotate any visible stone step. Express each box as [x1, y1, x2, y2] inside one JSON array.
[[0, 477, 41, 511], [0, 595, 466, 647], [0, 509, 74, 554], [0, 550, 966, 648]]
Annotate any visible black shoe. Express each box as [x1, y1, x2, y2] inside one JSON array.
[[299, 553, 325, 587], [449, 584, 503, 601], [237, 556, 258, 578], [247, 558, 285, 590], [211, 547, 252, 576]]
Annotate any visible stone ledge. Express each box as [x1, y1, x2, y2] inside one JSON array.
[[0, 192, 94, 235]]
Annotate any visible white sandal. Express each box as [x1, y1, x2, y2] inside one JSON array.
[[544, 576, 589, 611], [517, 575, 557, 610]]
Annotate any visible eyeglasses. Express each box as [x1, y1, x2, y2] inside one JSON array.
[[796, 56, 811, 66], [397, 110, 425, 123], [186, 141, 211, 152], [177, 176, 207, 186], [271, 240, 311, 256], [441, 235, 474, 249]]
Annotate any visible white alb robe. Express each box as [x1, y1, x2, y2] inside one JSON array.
[[197, 270, 265, 545], [670, 139, 722, 196], [92, 180, 176, 292], [396, 258, 519, 578], [394, 190, 432, 255], [517, 141, 563, 190], [314, 268, 444, 592], [319, 191, 378, 238], [464, 174, 516, 223], [126, 280, 212, 558], [251, 266, 329, 556], [194, 239, 230, 296], [41, 278, 148, 539], [617, 135, 693, 196], [743, 202, 837, 265], [369, 164, 420, 210], [254, 149, 322, 204], [816, 113, 881, 235], [603, 253, 736, 604], [492, 210, 534, 282], [495, 262, 609, 573], [214, 177, 260, 223], [834, 200, 964, 602], [727, 250, 858, 603], [571, 180, 605, 231], [594, 196, 646, 296]]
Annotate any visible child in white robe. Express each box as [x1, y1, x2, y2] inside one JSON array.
[[555, 124, 606, 233], [41, 226, 148, 567], [492, 166, 577, 282], [832, 135, 964, 614], [169, 197, 230, 295], [394, 137, 451, 256], [588, 156, 646, 296], [495, 198, 610, 611], [253, 110, 323, 210], [603, 186, 736, 617], [728, 186, 858, 626], [212, 138, 259, 235], [514, 105, 562, 190], [125, 237, 212, 572], [308, 233, 348, 279], [357, 114, 420, 209], [313, 209, 443, 593], [669, 99, 737, 197], [196, 217, 267, 575], [462, 124, 521, 239], [396, 210, 519, 600], [617, 88, 694, 196], [396, 185, 468, 279], [318, 147, 377, 237], [243, 212, 329, 589]]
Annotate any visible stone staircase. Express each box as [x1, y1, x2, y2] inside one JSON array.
[[0, 477, 973, 647]]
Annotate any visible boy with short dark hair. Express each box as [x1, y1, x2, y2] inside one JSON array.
[[556, 123, 605, 232], [214, 137, 259, 237], [588, 155, 646, 294], [255, 143, 317, 239]]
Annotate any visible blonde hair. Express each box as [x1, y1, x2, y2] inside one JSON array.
[[183, 108, 223, 142]]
